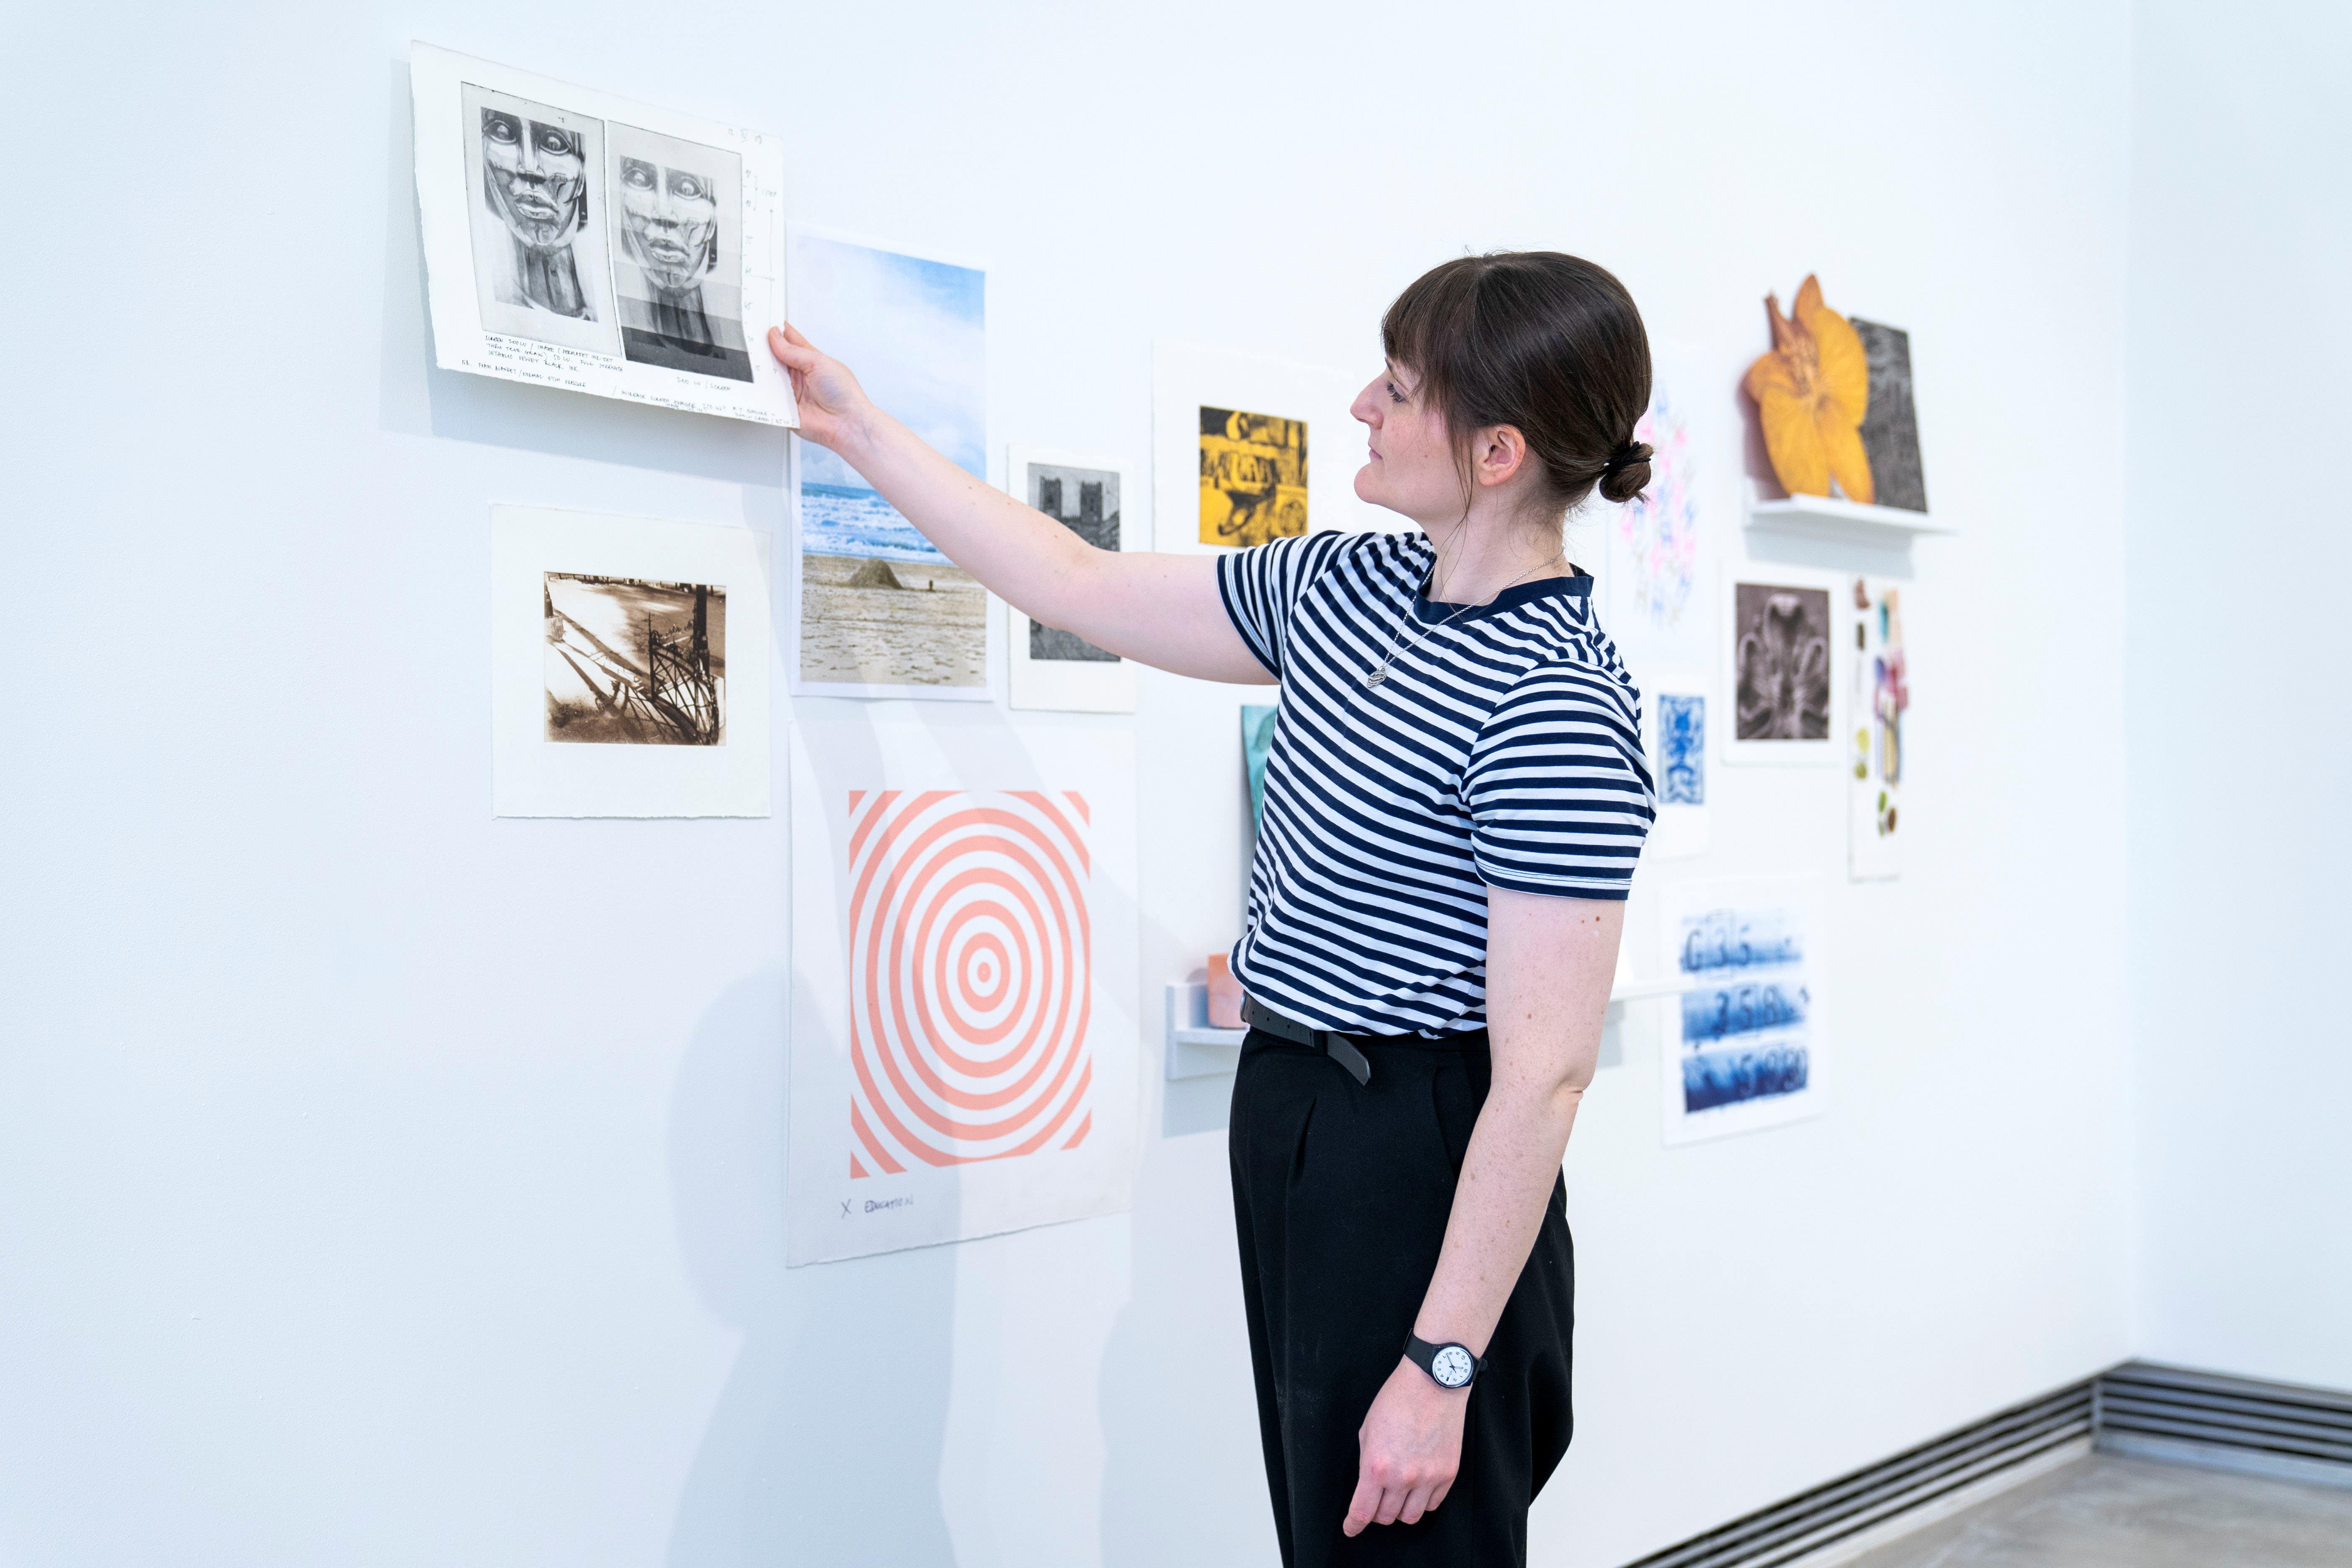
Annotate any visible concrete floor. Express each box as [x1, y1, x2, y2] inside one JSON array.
[[1845, 1454, 2352, 1568]]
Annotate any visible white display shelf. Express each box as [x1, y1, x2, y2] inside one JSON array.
[[1165, 981, 1247, 1080], [1745, 493, 1954, 544], [1164, 975, 1708, 1080], [1605, 973, 1709, 1007]]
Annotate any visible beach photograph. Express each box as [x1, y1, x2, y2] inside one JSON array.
[[790, 232, 989, 693]]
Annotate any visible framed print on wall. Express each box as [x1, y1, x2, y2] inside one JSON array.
[[1003, 445, 1139, 714], [1150, 342, 1372, 555], [1720, 564, 1845, 766], [490, 505, 772, 818], [1640, 668, 1711, 858]]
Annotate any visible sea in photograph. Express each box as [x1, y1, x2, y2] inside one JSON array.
[[800, 482, 949, 565]]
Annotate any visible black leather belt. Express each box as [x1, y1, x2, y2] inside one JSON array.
[[1239, 995, 1375, 1086]]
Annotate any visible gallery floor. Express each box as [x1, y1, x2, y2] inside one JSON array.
[[1844, 1455, 2352, 1567]]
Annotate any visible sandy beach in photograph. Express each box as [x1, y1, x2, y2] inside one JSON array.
[[799, 552, 987, 688]]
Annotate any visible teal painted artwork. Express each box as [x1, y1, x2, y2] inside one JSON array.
[[1242, 705, 1277, 826]]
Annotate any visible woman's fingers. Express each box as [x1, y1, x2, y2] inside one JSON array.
[[1397, 1484, 1435, 1526], [766, 324, 816, 369], [1341, 1475, 1382, 1537], [1373, 1485, 1408, 1527]]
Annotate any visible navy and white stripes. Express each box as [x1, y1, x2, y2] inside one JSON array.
[[1219, 530, 1655, 1038]]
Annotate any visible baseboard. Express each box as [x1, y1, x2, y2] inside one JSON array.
[[1773, 1438, 2091, 1568], [2095, 1360, 2352, 1493], [1622, 1380, 2096, 1568], [2097, 1431, 2352, 1491], [1621, 1359, 2352, 1567]]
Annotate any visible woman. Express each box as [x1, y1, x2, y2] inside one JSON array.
[[771, 250, 1656, 1566]]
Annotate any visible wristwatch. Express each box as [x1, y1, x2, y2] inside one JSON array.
[[1405, 1333, 1485, 1391]]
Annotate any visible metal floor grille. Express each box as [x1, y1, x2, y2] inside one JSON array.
[[1624, 1361, 2352, 1567], [2097, 1360, 2352, 1490], [1622, 1380, 2095, 1568]]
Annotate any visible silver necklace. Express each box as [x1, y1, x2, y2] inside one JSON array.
[[1362, 549, 1566, 687]]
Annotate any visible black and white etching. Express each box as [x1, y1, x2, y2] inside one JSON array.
[[1850, 318, 1928, 513], [461, 84, 619, 355], [609, 124, 752, 383], [1733, 582, 1831, 742], [1026, 463, 1120, 662]]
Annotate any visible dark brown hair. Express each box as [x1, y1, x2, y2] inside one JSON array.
[[1381, 251, 1654, 514]]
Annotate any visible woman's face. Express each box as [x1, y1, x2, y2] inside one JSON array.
[[1351, 363, 1463, 526]]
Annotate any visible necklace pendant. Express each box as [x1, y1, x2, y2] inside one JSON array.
[[1363, 665, 1387, 687]]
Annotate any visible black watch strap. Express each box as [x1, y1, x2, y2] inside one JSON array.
[[1404, 1333, 1486, 1390]]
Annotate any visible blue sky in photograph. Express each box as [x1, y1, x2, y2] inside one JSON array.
[[792, 235, 986, 490]]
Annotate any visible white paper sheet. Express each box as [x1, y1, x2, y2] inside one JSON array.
[[1847, 577, 1909, 880], [1600, 341, 1719, 675], [411, 42, 797, 426], [490, 506, 772, 817], [1661, 879, 1827, 1145], [1003, 445, 1139, 714], [788, 719, 1140, 1263]]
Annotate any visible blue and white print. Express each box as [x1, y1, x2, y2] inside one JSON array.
[[1659, 692, 1705, 805], [1677, 978, 1811, 1113], [1662, 881, 1825, 1144]]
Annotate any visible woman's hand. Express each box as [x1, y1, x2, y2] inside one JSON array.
[[1343, 1357, 1467, 1535], [766, 323, 872, 455]]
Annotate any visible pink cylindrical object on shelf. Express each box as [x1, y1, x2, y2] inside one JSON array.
[[1206, 952, 1244, 1030]]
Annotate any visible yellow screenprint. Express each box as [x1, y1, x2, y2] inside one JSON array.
[[1198, 407, 1308, 547]]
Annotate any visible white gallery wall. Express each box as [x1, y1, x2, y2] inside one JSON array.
[[1, 4, 2143, 1566], [2125, 0, 2352, 1393]]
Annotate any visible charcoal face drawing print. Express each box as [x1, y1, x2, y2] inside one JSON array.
[[483, 106, 593, 318], [461, 83, 618, 356], [610, 123, 753, 383]]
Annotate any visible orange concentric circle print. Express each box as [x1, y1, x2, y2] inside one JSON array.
[[846, 790, 1095, 1177]]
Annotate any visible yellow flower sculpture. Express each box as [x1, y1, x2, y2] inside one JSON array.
[[1744, 275, 1874, 505]]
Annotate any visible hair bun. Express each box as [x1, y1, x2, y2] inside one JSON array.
[[1598, 440, 1653, 505]]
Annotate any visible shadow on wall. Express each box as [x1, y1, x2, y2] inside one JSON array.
[[1096, 904, 1277, 1562], [1093, 1139, 1282, 1567], [663, 968, 959, 1566], [376, 59, 788, 489]]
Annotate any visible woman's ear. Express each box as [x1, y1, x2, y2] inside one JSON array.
[[1473, 424, 1528, 489]]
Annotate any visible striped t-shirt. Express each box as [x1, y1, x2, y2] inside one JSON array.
[[1218, 530, 1655, 1038]]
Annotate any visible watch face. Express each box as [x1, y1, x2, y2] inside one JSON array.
[[1430, 1345, 1475, 1388]]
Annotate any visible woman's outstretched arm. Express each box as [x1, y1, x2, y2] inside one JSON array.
[[768, 326, 1272, 686]]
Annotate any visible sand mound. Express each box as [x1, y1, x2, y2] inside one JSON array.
[[846, 557, 907, 590]]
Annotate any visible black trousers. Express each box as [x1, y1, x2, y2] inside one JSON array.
[[1229, 1027, 1576, 1567]]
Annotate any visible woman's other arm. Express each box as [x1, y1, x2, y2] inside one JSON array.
[[768, 326, 1271, 686], [1343, 886, 1618, 1536]]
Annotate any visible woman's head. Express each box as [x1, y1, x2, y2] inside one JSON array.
[[1354, 252, 1653, 537]]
